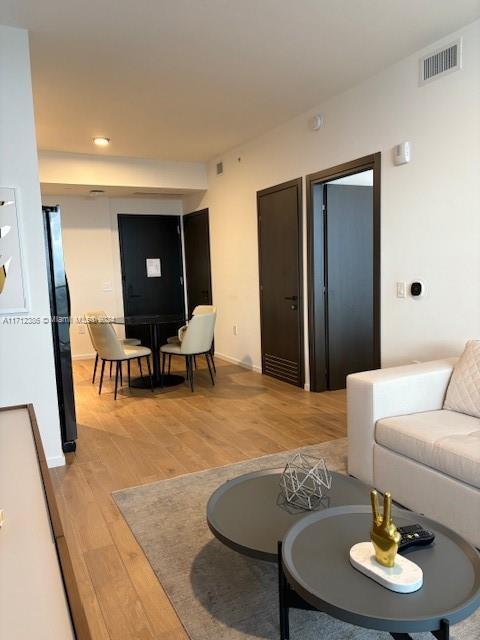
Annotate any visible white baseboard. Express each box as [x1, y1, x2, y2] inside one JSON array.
[[304, 382, 310, 391], [47, 453, 66, 468], [72, 352, 96, 361], [214, 351, 262, 373]]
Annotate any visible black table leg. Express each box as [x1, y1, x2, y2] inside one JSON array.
[[149, 324, 159, 379], [432, 619, 450, 640], [278, 542, 290, 640], [128, 322, 185, 389]]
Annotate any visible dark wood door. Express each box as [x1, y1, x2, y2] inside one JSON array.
[[257, 179, 303, 387], [118, 214, 185, 346], [325, 184, 374, 389], [183, 209, 212, 315]]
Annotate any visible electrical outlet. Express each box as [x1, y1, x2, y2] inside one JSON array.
[[233, 325, 239, 336], [396, 282, 406, 298], [103, 281, 113, 292]]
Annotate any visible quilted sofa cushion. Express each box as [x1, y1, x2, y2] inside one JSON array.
[[444, 340, 480, 418], [376, 410, 480, 488]]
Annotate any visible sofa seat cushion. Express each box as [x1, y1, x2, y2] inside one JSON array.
[[376, 410, 480, 488]]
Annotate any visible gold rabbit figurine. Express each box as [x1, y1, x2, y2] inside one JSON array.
[[370, 490, 401, 568]]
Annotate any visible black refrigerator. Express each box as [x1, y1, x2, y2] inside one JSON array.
[[43, 206, 77, 452]]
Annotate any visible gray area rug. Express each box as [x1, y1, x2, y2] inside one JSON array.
[[113, 439, 480, 639]]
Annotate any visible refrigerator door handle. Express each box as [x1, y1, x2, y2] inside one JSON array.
[[65, 274, 71, 319]]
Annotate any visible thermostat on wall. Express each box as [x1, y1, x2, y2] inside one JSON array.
[[410, 281, 424, 297]]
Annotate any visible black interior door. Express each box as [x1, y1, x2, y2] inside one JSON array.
[[183, 209, 212, 315], [118, 214, 185, 346], [257, 179, 304, 387], [325, 184, 374, 389]]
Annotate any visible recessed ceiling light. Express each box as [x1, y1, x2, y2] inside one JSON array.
[[93, 136, 110, 146]]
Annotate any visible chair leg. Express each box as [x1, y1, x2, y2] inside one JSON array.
[[114, 362, 120, 400], [138, 357, 144, 380], [206, 353, 215, 386], [119, 361, 123, 387], [193, 355, 197, 369], [161, 352, 166, 388], [146, 356, 154, 392], [185, 356, 189, 382], [110, 361, 112, 378], [127, 359, 131, 387], [210, 346, 216, 375], [189, 355, 194, 392], [99, 360, 106, 395], [168, 354, 171, 375], [92, 353, 99, 384]]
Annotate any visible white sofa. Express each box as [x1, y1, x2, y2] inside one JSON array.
[[347, 358, 480, 548]]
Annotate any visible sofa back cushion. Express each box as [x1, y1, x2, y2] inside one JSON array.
[[444, 340, 480, 418]]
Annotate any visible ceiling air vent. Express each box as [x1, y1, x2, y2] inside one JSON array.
[[216, 161, 224, 176], [420, 38, 462, 85]]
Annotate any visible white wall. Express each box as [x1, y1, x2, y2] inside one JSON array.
[[39, 151, 207, 192], [185, 20, 480, 378], [0, 26, 63, 466], [41, 195, 184, 357]]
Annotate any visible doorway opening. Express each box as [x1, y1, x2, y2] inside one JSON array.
[[307, 153, 381, 391], [118, 214, 185, 350], [183, 208, 213, 315]]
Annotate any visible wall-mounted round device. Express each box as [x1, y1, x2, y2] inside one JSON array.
[[410, 281, 424, 297]]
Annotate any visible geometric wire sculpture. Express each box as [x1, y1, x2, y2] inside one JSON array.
[[280, 453, 333, 511]]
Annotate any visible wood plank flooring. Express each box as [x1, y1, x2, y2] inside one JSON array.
[[51, 356, 346, 640]]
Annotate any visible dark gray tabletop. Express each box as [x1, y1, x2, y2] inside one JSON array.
[[207, 469, 370, 562], [282, 505, 480, 634]]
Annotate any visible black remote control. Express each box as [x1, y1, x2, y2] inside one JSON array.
[[398, 524, 435, 552]]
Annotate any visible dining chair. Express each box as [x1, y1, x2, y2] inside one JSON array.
[[85, 309, 141, 384], [166, 305, 216, 375], [160, 310, 216, 392], [85, 316, 154, 399]]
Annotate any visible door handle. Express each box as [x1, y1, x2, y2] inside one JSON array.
[[284, 296, 298, 301], [290, 304, 298, 310]]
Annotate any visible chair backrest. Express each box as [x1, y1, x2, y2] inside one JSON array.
[[181, 311, 216, 355], [84, 310, 125, 360], [192, 305, 216, 315]]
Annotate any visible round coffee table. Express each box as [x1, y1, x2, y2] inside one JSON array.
[[280, 505, 480, 639], [207, 469, 369, 562]]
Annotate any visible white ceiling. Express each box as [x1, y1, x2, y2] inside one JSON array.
[[2, 0, 480, 162]]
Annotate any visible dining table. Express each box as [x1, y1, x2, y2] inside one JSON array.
[[113, 313, 186, 388]]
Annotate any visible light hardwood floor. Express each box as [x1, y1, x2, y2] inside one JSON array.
[[51, 356, 346, 640]]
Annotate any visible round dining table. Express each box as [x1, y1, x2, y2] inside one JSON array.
[[113, 314, 186, 388]]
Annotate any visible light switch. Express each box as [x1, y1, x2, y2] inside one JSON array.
[[396, 282, 406, 298], [103, 281, 113, 292]]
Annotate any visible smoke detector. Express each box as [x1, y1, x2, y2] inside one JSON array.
[[311, 114, 324, 131]]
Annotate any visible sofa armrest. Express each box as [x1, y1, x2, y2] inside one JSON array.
[[347, 358, 456, 485]]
